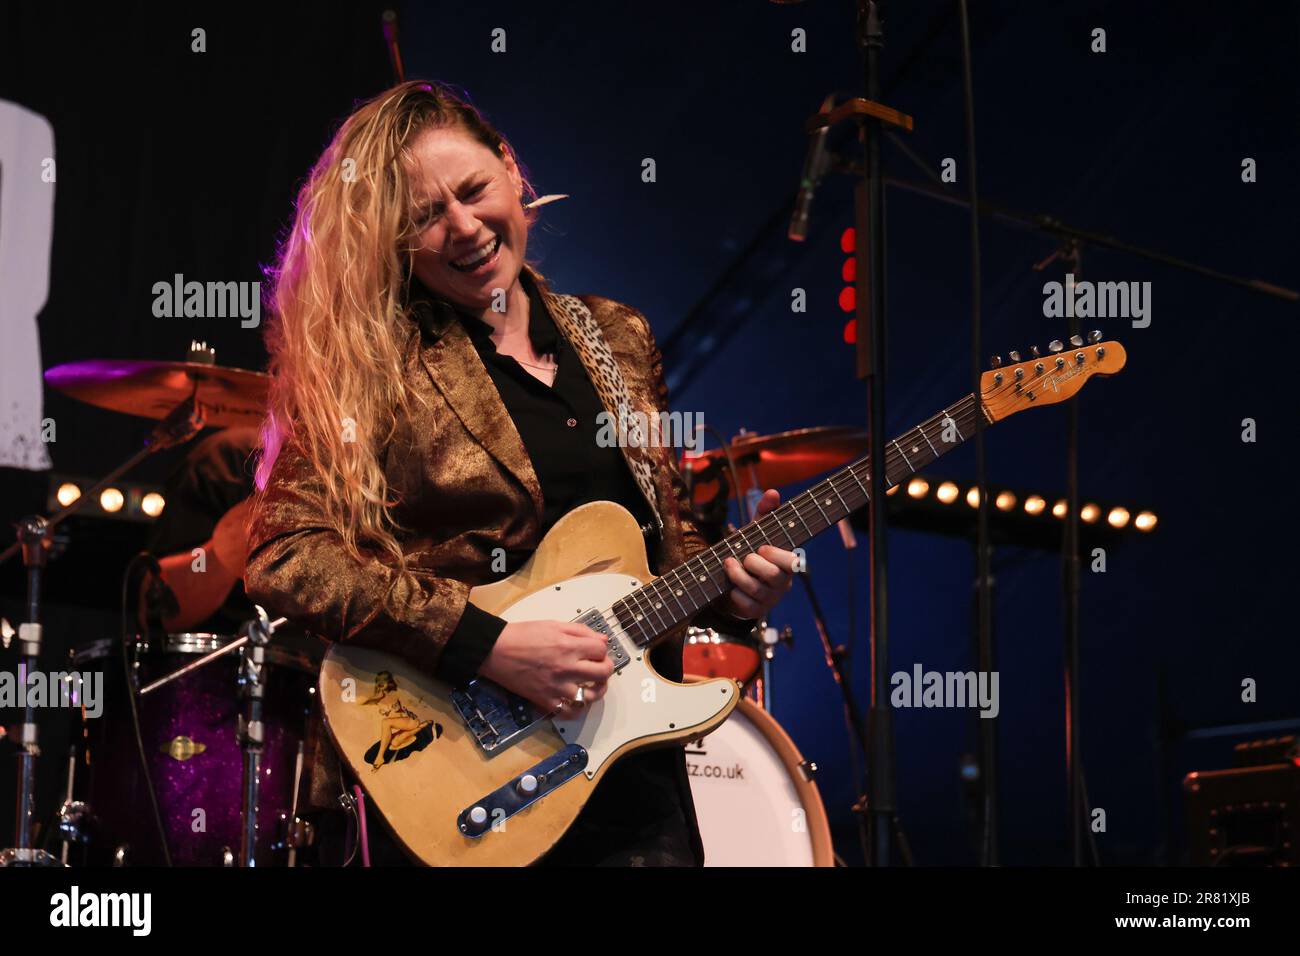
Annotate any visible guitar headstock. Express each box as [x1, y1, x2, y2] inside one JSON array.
[[981, 332, 1126, 423]]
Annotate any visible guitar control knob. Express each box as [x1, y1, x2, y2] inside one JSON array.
[[468, 806, 489, 830], [516, 774, 539, 796], [1048, 339, 1064, 353]]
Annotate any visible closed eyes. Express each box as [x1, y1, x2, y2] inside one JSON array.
[[416, 182, 488, 225]]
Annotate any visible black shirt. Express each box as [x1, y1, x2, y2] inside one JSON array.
[[425, 270, 700, 866], [431, 271, 662, 684]]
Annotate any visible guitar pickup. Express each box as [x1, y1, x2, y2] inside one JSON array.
[[457, 744, 588, 838], [574, 607, 630, 672]]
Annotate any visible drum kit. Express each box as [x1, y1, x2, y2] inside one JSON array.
[[678, 425, 875, 867], [5, 348, 870, 867]]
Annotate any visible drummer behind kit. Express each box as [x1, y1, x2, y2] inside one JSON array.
[[33, 336, 1124, 866]]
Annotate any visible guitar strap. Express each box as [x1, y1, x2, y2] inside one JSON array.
[[543, 289, 666, 545]]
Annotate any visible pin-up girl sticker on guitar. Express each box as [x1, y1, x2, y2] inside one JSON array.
[[361, 671, 443, 772]]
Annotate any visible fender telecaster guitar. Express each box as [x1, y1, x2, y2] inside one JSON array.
[[319, 338, 1127, 865]]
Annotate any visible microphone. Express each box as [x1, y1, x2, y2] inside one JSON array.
[[788, 93, 836, 242]]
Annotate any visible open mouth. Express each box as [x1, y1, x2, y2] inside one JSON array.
[[449, 235, 502, 274]]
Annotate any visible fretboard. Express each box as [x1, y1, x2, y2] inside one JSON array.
[[612, 393, 989, 646]]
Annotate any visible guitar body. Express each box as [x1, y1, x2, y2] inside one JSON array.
[[319, 500, 739, 866]]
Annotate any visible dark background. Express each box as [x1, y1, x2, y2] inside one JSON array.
[[1, 0, 1296, 865]]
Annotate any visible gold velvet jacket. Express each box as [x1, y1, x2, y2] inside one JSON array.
[[243, 267, 745, 679]]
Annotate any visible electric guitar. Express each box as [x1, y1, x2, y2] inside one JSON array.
[[319, 337, 1127, 865]]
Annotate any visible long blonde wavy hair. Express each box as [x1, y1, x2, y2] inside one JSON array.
[[256, 81, 543, 567]]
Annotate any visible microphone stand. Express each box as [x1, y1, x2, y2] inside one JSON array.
[[795, 0, 915, 867], [856, 0, 903, 868]]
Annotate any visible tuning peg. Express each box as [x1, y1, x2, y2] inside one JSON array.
[[1008, 350, 1021, 362], [1030, 345, 1041, 358], [1069, 334, 1084, 347], [990, 355, 1002, 368], [1048, 339, 1063, 353], [1087, 330, 1102, 344]]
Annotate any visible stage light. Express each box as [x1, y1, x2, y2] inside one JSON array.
[[966, 486, 981, 508], [1080, 503, 1100, 523], [840, 227, 857, 339], [1052, 499, 1068, 518], [907, 478, 929, 498], [1024, 495, 1046, 515], [1135, 511, 1157, 532], [995, 491, 1016, 511], [1107, 506, 1131, 528], [936, 481, 959, 504], [47, 474, 171, 522]]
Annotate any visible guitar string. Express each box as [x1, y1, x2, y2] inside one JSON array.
[[617, 396, 986, 633], [607, 394, 992, 645]]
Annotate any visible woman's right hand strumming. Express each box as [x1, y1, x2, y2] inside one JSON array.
[[478, 620, 614, 714]]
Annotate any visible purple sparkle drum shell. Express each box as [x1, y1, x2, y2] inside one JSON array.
[[71, 633, 322, 867]]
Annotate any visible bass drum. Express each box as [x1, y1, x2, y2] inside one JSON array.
[[70, 632, 322, 867], [683, 683, 834, 866]]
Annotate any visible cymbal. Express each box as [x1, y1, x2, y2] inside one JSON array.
[[45, 359, 269, 429], [681, 425, 868, 501]]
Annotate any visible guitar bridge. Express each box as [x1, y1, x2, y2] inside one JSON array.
[[451, 681, 543, 754]]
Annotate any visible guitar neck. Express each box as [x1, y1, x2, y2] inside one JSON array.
[[613, 392, 989, 647]]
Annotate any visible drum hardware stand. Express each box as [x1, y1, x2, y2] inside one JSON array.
[[750, 621, 793, 711], [273, 741, 315, 866], [235, 605, 287, 867], [797, 565, 874, 864], [0, 392, 207, 867], [54, 744, 95, 865], [135, 614, 288, 698]]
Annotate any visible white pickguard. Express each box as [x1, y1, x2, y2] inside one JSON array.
[[495, 572, 734, 778]]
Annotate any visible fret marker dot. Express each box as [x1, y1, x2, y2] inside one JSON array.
[[654, 602, 662, 609], [635, 614, 643, 621], [675, 589, 683, 596], [698, 575, 706, 582]]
